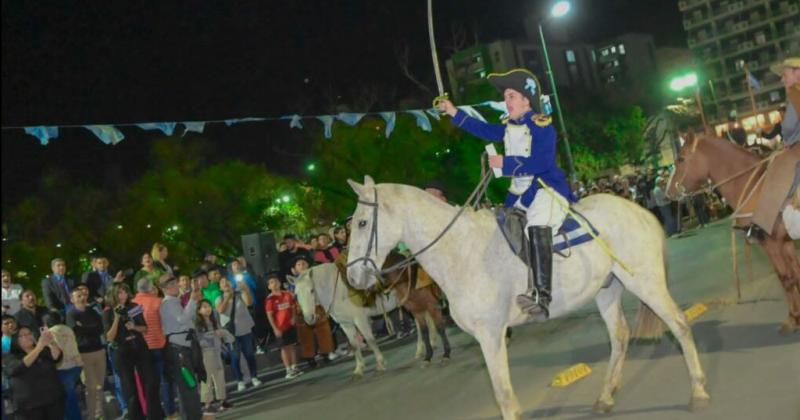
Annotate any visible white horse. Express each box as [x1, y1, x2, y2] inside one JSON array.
[[289, 263, 440, 376], [345, 176, 710, 420]]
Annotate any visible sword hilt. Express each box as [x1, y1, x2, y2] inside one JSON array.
[[432, 92, 450, 110]]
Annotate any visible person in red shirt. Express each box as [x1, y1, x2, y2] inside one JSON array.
[[264, 273, 303, 379]]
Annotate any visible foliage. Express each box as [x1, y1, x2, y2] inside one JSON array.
[[1, 137, 320, 292], [562, 104, 648, 181], [311, 112, 509, 221]]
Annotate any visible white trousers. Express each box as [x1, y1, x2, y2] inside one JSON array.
[[514, 190, 569, 233]]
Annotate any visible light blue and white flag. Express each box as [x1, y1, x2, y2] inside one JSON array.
[[406, 110, 432, 132], [457, 105, 486, 123], [317, 115, 334, 139], [136, 122, 177, 136], [24, 126, 59, 145], [182, 122, 206, 136], [379, 112, 396, 138], [84, 125, 125, 145], [336, 113, 366, 126]]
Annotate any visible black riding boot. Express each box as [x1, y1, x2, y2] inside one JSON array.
[[516, 226, 553, 318]]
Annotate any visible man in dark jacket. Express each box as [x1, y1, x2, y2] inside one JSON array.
[[41, 258, 78, 313]]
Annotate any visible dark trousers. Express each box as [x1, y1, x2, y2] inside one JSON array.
[[692, 195, 710, 226], [15, 398, 65, 420], [165, 344, 202, 420], [151, 348, 176, 416], [112, 344, 163, 420], [230, 333, 258, 382]]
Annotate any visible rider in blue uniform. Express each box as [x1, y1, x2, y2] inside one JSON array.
[[437, 68, 576, 318]]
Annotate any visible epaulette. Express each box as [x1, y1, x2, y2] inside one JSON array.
[[532, 113, 552, 127]]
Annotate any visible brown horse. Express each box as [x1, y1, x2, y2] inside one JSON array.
[[667, 134, 800, 334], [382, 251, 452, 364]]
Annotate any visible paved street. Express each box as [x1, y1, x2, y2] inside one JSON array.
[[220, 220, 800, 420]]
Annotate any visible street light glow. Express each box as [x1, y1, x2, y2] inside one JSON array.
[[551, 1, 571, 18], [307, 163, 316, 172], [281, 195, 291, 203], [670, 72, 698, 91]]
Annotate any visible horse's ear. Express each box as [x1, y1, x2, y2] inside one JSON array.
[[364, 175, 375, 187], [347, 179, 367, 198]]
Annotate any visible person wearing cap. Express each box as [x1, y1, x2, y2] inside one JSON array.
[[770, 57, 800, 147], [751, 57, 800, 236], [159, 273, 203, 419], [437, 68, 576, 317]]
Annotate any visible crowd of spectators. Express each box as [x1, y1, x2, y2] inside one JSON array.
[[2, 226, 358, 420], [571, 167, 725, 237]]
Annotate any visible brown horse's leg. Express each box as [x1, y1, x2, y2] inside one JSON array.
[[425, 291, 451, 359], [762, 238, 800, 334], [412, 310, 434, 362], [780, 237, 800, 329]]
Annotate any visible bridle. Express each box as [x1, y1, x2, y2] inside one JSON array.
[[672, 137, 771, 203]]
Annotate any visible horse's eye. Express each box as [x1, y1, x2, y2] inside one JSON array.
[[358, 220, 367, 228]]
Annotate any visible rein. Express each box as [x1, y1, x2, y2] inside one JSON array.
[[675, 139, 776, 202], [347, 155, 493, 285]]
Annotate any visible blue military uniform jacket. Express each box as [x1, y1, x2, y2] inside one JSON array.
[[451, 109, 576, 208]]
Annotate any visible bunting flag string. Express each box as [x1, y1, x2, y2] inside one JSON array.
[[7, 100, 511, 146]]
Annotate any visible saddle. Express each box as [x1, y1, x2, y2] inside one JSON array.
[[495, 206, 598, 268], [752, 145, 800, 234]]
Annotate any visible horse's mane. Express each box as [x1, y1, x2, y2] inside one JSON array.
[[697, 135, 760, 162], [378, 183, 494, 223]]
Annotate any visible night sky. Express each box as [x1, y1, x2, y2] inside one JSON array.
[[1, 0, 682, 206]]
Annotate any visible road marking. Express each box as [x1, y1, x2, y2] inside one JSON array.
[[551, 363, 592, 388], [684, 303, 708, 321]]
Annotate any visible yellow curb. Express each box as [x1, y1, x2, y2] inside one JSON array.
[[551, 363, 592, 388], [684, 303, 708, 322]]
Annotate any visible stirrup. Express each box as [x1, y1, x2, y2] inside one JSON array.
[[516, 290, 550, 318]]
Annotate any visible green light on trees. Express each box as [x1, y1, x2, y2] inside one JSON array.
[[307, 163, 316, 172], [281, 195, 291, 203]]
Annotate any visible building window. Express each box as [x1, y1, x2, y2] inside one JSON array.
[[494, 51, 501, 63], [601, 49, 609, 56], [565, 50, 576, 63], [591, 50, 597, 62], [611, 46, 617, 53], [613, 60, 620, 67], [479, 70, 487, 78], [618, 44, 626, 54]]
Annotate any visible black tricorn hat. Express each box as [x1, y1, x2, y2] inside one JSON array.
[[487, 68, 542, 113]]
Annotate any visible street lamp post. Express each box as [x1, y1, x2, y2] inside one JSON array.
[[538, 1, 577, 182]]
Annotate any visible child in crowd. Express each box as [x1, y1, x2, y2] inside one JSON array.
[[178, 274, 192, 307], [265, 274, 302, 379], [195, 299, 232, 414]]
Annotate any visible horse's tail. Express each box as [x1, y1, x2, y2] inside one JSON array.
[[631, 232, 668, 341]]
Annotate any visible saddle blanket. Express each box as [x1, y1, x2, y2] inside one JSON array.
[[495, 207, 599, 265]]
